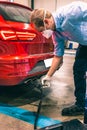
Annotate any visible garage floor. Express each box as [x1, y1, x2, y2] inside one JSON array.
[[0, 50, 85, 130]]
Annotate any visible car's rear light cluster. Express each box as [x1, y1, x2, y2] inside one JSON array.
[[1, 30, 17, 40], [16, 32, 36, 40], [0, 30, 36, 41]]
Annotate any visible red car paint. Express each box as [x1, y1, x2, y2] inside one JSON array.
[[0, 1, 54, 86]]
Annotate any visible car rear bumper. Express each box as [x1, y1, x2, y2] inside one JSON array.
[[0, 54, 53, 86]]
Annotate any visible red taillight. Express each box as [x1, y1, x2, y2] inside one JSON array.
[[16, 32, 36, 40], [1, 30, 17, 40], [0, 30, 36, 41]]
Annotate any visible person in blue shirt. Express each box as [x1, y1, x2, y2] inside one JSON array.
[[30, 1, 87, 116]]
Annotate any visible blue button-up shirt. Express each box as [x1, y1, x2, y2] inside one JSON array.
[[52, 1, 87, 56]]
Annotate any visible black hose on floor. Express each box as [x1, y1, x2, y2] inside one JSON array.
[[34, 81, 43, 130]]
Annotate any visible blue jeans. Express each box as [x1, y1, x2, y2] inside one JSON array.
[[73, 45, 87, 108]]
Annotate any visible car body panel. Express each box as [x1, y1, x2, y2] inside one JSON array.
[[0, 1, 54, 86]]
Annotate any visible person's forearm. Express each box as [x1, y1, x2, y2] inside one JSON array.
[[47, 55, 63, 77]]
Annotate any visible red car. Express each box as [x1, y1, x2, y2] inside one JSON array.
[[0, 1, 54, 86]]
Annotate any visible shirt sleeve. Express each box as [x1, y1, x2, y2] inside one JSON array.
[[52, 31, 65, 57]]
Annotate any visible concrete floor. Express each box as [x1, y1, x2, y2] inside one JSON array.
[[0, 50, 85, 130]]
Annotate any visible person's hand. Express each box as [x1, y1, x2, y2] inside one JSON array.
[[41, 75, 51, 88]]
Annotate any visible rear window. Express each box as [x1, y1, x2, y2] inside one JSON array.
[[0, 3, 31, 23]]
